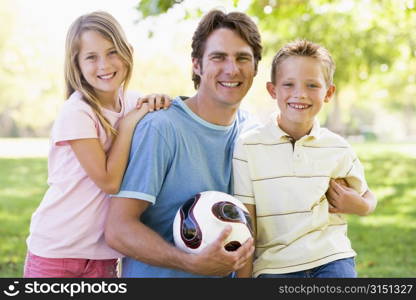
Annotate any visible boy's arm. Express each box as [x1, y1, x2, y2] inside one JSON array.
[[232, 138, 256, 278], [326, 179, 377, 216], [235, 204, 256, 278]]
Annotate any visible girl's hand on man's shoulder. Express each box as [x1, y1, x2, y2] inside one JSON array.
[[137, 94, 172, 112]]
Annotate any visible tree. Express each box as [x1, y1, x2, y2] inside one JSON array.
[[0, 0, 20, 135], [135, 0, 416, 136]]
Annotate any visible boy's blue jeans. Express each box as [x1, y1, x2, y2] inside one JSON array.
[[257, 257, 357, 278]]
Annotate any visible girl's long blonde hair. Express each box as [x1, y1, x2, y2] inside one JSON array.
[[64, 11, 133, 136]]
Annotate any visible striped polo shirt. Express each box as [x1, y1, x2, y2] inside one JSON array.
[[232, 115, 368, 277]]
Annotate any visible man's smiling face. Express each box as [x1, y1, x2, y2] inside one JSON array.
[[193, 28, 256, 108]]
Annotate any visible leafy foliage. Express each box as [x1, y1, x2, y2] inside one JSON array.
[[137, 0, 184, 18], [1, 0, 415, 137], [135, 0, 416, 137], [0, 0, 63, 136]]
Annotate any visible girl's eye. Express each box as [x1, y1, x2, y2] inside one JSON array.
[[86, 55, 95, 60], [109, 50, 118, 55]]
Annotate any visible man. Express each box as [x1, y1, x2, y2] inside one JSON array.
[[105, 9, 262, 277]]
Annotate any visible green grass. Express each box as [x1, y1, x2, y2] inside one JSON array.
[[0, 142, 415, 277], [0, 158, 48, 277], [347, 143, 416, 277]]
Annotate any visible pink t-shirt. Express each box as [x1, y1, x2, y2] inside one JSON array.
[[27, 90, 140, 259]]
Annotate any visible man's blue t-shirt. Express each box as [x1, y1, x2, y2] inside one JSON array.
[[114, 97, 250, 278]]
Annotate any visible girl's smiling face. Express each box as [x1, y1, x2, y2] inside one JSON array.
[[78, 30, 127, 102]]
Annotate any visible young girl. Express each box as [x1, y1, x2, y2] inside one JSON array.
[[24, 11, 170, 278]]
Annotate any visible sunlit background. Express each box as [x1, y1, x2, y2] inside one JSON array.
[[2, 0, 415, 143], [1, 0, 416, 277], [0, 0, 272, 141]]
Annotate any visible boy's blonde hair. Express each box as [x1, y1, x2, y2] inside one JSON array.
[[64, 11, 133, 136], [271, 39, 335, 87]]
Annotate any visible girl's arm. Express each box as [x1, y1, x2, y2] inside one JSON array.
[[69, 93, 171, 194], [68, 103, 149, 194], [138, 93, 171, 111]]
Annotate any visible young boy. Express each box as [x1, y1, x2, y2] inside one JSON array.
[[233, 39, 377, 278]]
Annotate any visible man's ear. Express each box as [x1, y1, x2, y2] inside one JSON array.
[[324, 84, 336, 103], [192, 58, 202, 76], [266, 82, 277, 99]]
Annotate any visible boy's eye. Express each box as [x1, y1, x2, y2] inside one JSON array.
[[283, 83, 293, 87], [308, 83, 319, 88]]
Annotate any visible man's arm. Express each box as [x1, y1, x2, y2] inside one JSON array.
[[105, 197, 254, 276], [326, 179, 377, 216]]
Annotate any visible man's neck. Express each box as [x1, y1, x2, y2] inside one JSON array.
[[185, 95, 239, 126]]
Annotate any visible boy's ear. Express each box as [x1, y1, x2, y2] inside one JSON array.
[[192, 58, 201, 76], [324, 84, 336, 103], [266, 82, 277, 99]]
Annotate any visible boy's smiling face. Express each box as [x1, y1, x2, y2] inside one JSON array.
[[267, 56, 335, 134]]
